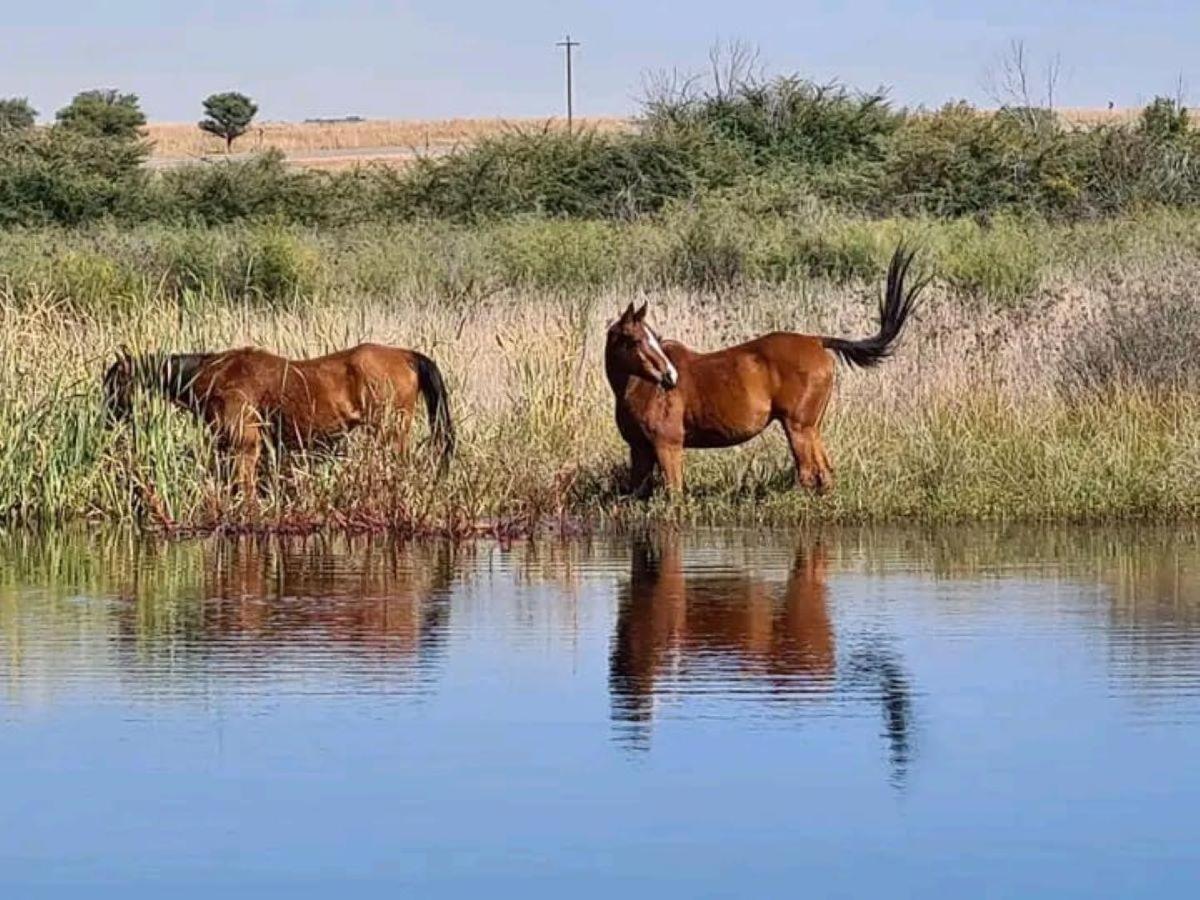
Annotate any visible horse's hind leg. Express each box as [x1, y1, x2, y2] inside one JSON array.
[[814, 432, 834, 490], [780, 371, 834, 494]]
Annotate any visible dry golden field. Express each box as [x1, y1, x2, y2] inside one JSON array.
[[1056, 106, 1196, 127], [141, 109, 1182, 168], [145, 116, 633, 162]]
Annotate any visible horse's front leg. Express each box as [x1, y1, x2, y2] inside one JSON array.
[[628, 442, 657, 498], [653, 441, 684, 495], [217, 401, 263, 501], [234, 442, 261, 499]]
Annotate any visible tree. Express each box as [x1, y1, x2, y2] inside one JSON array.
[[199, 92, 258, 152], [981, 39, 1064, 136], [0, 97, 37, 133], [1139, 96, 1189, 141], [56, 89, 146, 140]]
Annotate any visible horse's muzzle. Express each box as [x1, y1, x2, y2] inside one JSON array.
[[659, 372, 678, 390]]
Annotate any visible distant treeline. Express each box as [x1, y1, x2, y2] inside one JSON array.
[[3, 75, 1199, 228]]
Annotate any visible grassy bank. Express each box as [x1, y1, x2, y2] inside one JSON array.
[[3, 212, 1199, 532]]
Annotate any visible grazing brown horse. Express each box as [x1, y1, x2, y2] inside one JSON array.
[[103, 343, 455, 493], [605, 246, 923, 495]]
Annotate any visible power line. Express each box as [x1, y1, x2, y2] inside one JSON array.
[[556, 34, 580, 131]]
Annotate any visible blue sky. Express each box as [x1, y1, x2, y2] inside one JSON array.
[[2, 1, 1196, 121]]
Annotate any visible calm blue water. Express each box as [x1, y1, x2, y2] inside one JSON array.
[[2, 528, 1199, 898]]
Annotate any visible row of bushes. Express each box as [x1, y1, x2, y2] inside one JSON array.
[[3, 83, 1200, 228]]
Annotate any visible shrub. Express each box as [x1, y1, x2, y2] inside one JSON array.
[[379, 126, 733, 221], [1139, 96, 1189, 141], [235, 226, 322, 303], [0, 127, 148, 226], [56, 89, 146, 141], [643, 73, 900, 167], [0, 97, 37, 133], [53, 249, 143, 314], [667, 202, 750, 289], [151, 150, 366, 225], [929, 215, 1047, 301], [880, 102, 1041, 216], [994, 105, 1059, 136], [487, 219, 626, 288], [152, 227, 237, 297]]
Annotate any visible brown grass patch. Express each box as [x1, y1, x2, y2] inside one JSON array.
[[146, 117, 634, 159], [1057, 106, 1198, 128]]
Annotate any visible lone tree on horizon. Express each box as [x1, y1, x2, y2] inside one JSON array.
[[199, 92, 258, 152], [56, 89, 145, 140], [0, 97, 37, 133]]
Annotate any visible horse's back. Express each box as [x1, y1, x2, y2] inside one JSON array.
[[196, 347, 286, 394], [341, 343, 420, 388], [686, 332, 832, 387], [220, 344, 419, 428], [739, 332, 833, 371]]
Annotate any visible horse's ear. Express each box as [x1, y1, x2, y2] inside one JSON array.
[[619, 302, 635, 322], [633, 302, 648, 322]]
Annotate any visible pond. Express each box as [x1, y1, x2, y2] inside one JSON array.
[[2, 528, 1199, 897]]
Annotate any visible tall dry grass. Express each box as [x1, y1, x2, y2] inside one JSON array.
[[145, 117, 632, 159]]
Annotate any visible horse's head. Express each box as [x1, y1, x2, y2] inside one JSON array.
[[102, 348, 136, 424], [606, 302, 678, 390]]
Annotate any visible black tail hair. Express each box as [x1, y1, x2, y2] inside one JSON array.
[[822, 245, 925, 369], [414, 352, 456, 472]]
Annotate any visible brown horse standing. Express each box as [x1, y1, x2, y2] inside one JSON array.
[[103, 343, 455, 494], [605, 246, 923, 496]]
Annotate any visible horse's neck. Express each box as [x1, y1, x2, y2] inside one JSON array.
[[604, 353, 631, 395]]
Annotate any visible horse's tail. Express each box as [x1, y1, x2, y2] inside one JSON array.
[[414, 352, 456, 472], [822, 245, 925, 369]]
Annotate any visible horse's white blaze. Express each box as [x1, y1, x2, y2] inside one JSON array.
[[646, 330, 678, 383]]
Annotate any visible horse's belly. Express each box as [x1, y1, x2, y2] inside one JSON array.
[[684, 416, 769, 449], [685, 430, 744, 449], [273, 408, 357, 447]]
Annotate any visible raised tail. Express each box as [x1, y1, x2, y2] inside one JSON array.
[[822, 245, 925, 369], [414, 352, 456, 472]]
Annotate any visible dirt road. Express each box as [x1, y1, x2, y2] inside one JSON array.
[[146, 144, 454, 170]]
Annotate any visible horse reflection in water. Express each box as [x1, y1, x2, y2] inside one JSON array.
[[610, 533, 913, 782], [116, 538, 457, 685]]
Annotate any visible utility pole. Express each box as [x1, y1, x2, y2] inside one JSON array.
[[556, 34, 580, 131]]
